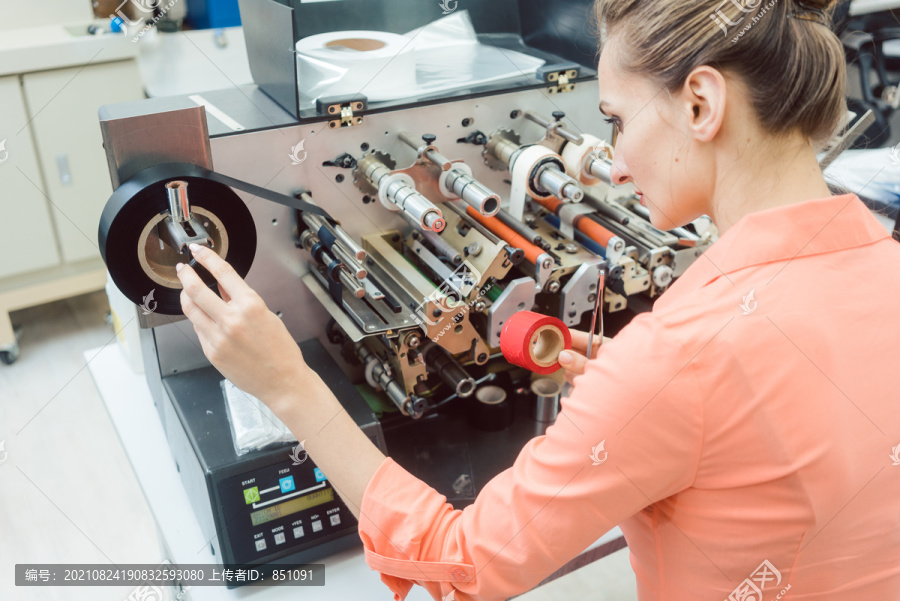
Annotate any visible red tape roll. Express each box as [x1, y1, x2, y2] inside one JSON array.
[[499, 311, 572, 375]]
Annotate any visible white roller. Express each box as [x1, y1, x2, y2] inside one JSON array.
[[295, 31, 416, 102], [562, 134, 613, 185], [509, 145, 560, 220]]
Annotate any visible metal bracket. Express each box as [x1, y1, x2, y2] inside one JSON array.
[[487, 277, 537, 347], [319, 98, 366, 129], [545, 68, 578, 94]]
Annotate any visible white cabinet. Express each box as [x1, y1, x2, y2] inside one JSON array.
[[22, 60, 143, 263], [0, 53, 142, 362], [0, 75, 60, 279]]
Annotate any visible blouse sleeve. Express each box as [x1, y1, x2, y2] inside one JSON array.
[[357, 310, 705, 601]]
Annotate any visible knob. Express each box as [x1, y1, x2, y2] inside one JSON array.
[[422, 134, 437, 145], [552, 110, 565, 122]]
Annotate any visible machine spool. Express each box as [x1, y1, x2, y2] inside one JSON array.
[[99, 163, 337, 315], [99, 164, 259, 315]]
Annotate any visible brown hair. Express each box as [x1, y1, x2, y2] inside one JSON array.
[[594, 0, 846, 148]]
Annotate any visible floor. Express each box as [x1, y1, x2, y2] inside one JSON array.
[[0, 290, 639, 601]]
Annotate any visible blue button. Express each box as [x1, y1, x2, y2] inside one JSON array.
[[279, 476, 295, 493], [313, 468, 326, 482]]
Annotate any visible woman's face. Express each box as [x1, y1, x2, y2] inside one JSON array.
[[596, 35, 715, 231]]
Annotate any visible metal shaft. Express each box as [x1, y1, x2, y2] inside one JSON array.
[[361, 158, 446, 232], [443, 169, 501, 216], [537, 165, 584, 203], [524, 111, 584, 144], [357, 345, 426, 418], [587, 153, 614, 185], [495, 209, 550, 250], [425, 345, 476, 399], [166, 180, 191, 222], [299, 192, 367, 261]]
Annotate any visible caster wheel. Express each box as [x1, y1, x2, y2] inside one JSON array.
[[0, 344, 20, 365]]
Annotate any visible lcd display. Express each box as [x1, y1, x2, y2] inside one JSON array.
[[250, 488, 334, 527]]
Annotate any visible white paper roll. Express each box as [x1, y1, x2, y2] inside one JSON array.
[[509, 145, 560, 220], [295, 30, 417, 102], [562, 134, 613, 185]]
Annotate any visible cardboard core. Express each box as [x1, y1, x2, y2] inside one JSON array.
[[325, 38, 387, 52]]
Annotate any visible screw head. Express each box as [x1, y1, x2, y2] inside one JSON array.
[[552, 110, 565, 121], [422, 133, 437, 145]]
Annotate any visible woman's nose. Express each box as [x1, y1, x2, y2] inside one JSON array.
[[610, 152, 631, 186]]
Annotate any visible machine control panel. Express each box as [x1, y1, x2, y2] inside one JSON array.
[[219, 457, 354, 565]]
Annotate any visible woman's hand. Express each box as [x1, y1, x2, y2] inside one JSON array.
[[175, 243, 310, 406], [557, 330, 611, 384]]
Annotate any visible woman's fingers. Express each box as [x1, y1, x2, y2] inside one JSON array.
[[176, 261, 227, 322], [569, 330, 609, 359], [188, 243, 249, 300], [558, 349, 589, 374], [178, 278, 217, 336]]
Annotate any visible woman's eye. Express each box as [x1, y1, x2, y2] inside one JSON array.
[[603, 116, 623, 134]]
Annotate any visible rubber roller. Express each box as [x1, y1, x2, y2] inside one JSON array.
[[464, 206, 552, 269], [533, 196, 626, 256]]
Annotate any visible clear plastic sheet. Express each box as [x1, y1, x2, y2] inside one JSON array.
[[221, 379, 297, 456], [296, 10, 545, 106]]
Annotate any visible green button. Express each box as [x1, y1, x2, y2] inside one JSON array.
[[243, 487, 260, 504]]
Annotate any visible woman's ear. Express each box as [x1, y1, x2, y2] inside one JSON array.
[[682, 66, 726, 143]]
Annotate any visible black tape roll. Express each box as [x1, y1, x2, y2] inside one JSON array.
[[467, 385, 514, 432], [99, 163, 258, 315]]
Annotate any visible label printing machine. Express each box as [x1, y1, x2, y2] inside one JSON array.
[[96, 0, 717, 585]]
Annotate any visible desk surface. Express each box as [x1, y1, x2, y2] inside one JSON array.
[[87, 343, 622, 600]]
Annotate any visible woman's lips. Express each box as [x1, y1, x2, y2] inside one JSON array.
[[636, 191, 646, 206]]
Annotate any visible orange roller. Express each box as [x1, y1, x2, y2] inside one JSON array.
[[465, 205, 545, 265], [532, 197, 616, 247]]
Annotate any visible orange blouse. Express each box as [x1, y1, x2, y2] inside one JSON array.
[[357, 194, 900, 600]]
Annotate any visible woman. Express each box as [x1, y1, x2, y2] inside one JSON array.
[[175, 0, 900, 598]]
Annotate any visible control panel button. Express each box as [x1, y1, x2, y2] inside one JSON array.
[[244, 487, 260, 504], [279, 476, 295, 493], [329, 514, 341, 527], [255, 539, 267, 552], [274, 532, 286, 545], [313, 468, 326, 482], [293, 526, 305, 539], [311, 520, 323, 533]]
